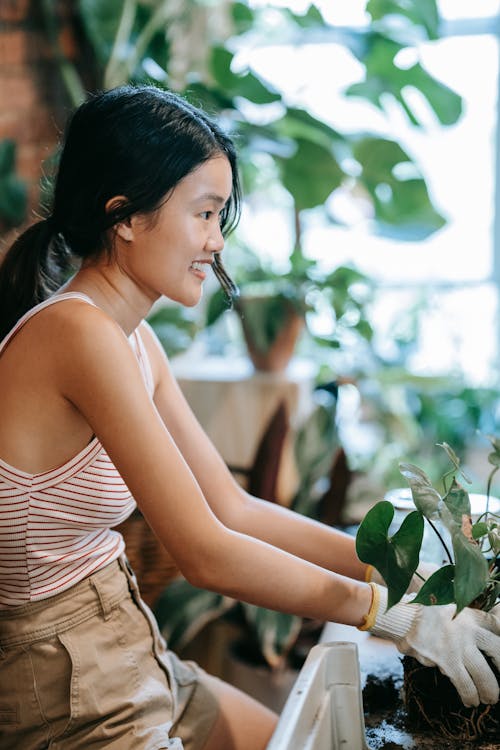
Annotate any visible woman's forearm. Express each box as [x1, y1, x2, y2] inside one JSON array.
[[228, 492, 369, 582], [190, 523, 372, 628]]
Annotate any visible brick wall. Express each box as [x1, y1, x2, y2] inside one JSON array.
[[0, 0, 91, 240]]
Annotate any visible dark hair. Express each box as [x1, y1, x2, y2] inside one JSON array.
[[0, 85, 240, 341]]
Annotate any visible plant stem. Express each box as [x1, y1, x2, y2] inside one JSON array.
[[41, 0, 86, 107], [427, 517, 453, 563], [104, 0, 137, 90]]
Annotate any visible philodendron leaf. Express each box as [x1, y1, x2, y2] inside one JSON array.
[[356, 501, 423, 609], [438, 442, 472, 484], [399, 461, 441, 519], [412, 564, 455, 606], [472, 521, 489, 540], [452, 532, 489, 613], [440, 479, 471, 530]]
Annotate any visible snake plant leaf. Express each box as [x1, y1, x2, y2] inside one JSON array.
[[356, 501, 423, 609], [399, 461, 441, 519], [241, 603, 302, 670], [412, 564, 455, 606], [452, 532, 489, 614], [154, 578, 235, 652]]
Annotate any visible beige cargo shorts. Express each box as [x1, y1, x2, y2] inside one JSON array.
[[0, 556, 219, 749]]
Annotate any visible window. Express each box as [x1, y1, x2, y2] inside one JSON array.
[[240, 2, 500, 383]]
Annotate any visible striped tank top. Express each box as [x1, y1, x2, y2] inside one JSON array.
[[0, 293, 153, 607]]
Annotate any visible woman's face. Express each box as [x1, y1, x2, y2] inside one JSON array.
[[120, 155, 233, 306]]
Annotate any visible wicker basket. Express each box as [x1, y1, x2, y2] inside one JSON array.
[[116, 509, 180, 608]]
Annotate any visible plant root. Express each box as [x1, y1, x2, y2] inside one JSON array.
[[402, 657, 500, 741]]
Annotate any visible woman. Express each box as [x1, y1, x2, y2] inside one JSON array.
[[0, 85, 498, 750]]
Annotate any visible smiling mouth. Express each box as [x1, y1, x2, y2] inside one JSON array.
[[190, 261, 207, 272]]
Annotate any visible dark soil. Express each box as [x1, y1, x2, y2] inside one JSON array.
[[362, 655, 500, 749], [403, 656, 500, 741]]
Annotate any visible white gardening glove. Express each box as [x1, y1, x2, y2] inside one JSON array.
[[360, 584, 500, 708], [367, 561, 439, 594]]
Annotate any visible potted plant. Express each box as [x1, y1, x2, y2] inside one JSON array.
[[153, 387, 346, 711], [355, 437, 500, 740], [206, 235, 375, 373]]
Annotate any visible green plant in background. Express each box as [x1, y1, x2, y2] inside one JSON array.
[[205, 240, 375, 361], [146, 305, 200, 358], [35, 0, 462, 363], [356, 438, 500, 612], [154, 388, 340, 671], [0, 140, 27, 230]]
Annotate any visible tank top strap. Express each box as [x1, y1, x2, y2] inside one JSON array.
[[131, 325, 155, 397], [0, 292, 98, 354]]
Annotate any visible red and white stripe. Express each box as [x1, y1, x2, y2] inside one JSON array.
[[0, 293, 153, 607]]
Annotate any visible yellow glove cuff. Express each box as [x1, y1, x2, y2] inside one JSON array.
[[357, 582, 380, 631]]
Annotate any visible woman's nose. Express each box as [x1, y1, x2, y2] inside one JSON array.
[[207, 223, 224, 253]]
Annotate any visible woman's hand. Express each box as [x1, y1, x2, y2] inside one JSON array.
[[361, 584, 500, 707]]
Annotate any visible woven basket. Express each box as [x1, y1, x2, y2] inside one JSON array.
[[116, 509, 180, 608]]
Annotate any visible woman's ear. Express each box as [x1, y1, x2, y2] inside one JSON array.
[[105, 195, 134, 242]]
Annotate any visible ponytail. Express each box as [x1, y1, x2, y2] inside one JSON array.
[[0, 218, 73, 341]]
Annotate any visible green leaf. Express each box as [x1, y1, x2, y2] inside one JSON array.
[[353, 136, 446, 237], [367, 0, 440, 40], [356, 501, 423, 608], [231, 1, 255, 33], [0, 140, 27, 227], [206, 287, 232, 327], [471, 521, 489, 540], [241, 603, 302, 670], [278, 139, 343, 210], [440, 479, 471, 529], [78, 0, 125, 66], [452, 533, 489, 613], [284, 4, 327, 29], [154, 578, 235, 651], [210, 47, 281, 104], [0, 139, 15, 173], [438, 442, 472, 483], [399, 461, 441, 519], [147, 304, 199, 357], [412, 564, 455, 606]]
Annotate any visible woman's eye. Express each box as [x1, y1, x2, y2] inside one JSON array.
[[201, 211, 212, 220]]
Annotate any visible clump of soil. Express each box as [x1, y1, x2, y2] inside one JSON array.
[[363, 674, 400, 713], [402, 655, 500, 740]]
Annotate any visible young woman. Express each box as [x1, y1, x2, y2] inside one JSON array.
[[0, 85, 498, 750]]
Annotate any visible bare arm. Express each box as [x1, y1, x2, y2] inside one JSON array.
[[54, 309, 371, 628], [141, 322, 368, 583]]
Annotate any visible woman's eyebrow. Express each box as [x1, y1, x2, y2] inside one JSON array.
[[195, 192, 227, 205]]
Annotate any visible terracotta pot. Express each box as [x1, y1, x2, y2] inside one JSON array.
[[236, 297, 304, 373]]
